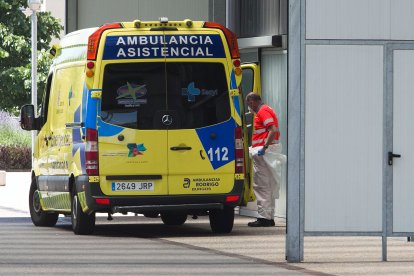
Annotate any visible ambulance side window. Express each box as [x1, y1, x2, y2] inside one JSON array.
[[240, 68, 253, 99], [40, 74, 53, 128]]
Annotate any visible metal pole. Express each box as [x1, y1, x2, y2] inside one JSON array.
[[31, 9, 37, 165]]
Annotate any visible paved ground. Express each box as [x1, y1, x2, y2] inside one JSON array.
[[1, 172, 414, 275]]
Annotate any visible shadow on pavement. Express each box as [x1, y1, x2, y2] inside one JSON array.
[[50, 215, 285, 239]]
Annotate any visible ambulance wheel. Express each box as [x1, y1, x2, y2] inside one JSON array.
[[209, 206, 234, 233], [71, 192, 95, 235], [160, 212, 187, 225], [29, 177, 59, 227]]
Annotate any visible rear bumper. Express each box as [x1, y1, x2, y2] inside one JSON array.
[[75, 176, 244, 213]]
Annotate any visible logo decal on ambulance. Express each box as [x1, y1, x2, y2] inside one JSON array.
[[183, 178, 191, 189], [127, 143, 147, 157], [181, 82, 217, 102], [116, 82, 147, 107]]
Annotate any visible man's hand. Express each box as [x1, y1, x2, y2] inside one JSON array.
[[258, 146, 267, 156]]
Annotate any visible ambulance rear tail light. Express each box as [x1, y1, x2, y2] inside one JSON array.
[[203, 22, 240, 59], [225, 195, 240, 203], [85, 128, 99, 176], [95, 198, 110, 205], [87, 23, 122, 60], [235, 126, 244, 174]]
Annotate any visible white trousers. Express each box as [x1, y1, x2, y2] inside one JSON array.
[[249, 143, 285, 220]]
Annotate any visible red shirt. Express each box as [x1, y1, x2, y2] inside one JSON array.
[[252, 104, 279, 147]]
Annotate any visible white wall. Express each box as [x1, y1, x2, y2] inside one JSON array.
[[77, 0, 209, 30], [304, 45, 383, 231], [392, 50, 414, 233], [44, 0, 65, 44], [306, 0, 414, 40]]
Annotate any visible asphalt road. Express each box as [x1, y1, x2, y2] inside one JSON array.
[[0, 215, 310, 276], [3, 173, 414, 275]]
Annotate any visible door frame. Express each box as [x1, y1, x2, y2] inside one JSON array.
[[385, 43, 414, 238]]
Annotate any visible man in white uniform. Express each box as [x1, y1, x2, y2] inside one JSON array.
[[246, 92, 281, 227]]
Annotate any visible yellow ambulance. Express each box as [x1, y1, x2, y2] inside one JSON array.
[[21, 18, 254, 235]]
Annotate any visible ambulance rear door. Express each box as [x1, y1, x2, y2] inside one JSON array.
[[240, 63, 261, 204], [98, 30, 169, 196], [164, 31, 236, 196]]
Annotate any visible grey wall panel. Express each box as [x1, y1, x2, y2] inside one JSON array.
[[77, 0, 139, 29], [307, 0, 414, 41], [279, 0, 288, 35], [261, 50, 288, 218], [227, 0, 287, 38], [76, 0, 209, 30], [390, 0, 414, 40], [239, 0, 280, 38], [66, 0, 78, 33], [208, 0, 226, 26], [261, 50, 287, 156], [305, 45, 383, 232], [306, 0, 390, 40], [136, 0, 209, 21], [392, 50, 414, 233], [240, 49, 259, 63]]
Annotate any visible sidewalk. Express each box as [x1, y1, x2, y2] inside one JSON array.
[[1, 172, 414, 275], [0, 172, 30, 217]]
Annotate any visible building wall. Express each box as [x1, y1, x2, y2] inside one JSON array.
[[306, 0, 414, 40], [66, 0, 225, 33], [43, 0, 65, 44], [304, 44, 383, 231], [237, 0, 288, 218], [227, 0, 287, 38], [293, 0, 414, 233]]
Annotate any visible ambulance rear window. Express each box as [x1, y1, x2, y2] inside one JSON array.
[[101, 62, 230, 129]]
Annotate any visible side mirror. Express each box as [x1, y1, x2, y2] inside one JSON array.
[[20, 104, 37, 130]]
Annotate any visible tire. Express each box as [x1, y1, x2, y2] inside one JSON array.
[[29, 177, 59, 227], [209, 207, 234, 233], [160, 212, 187, 226], [71, 191, 95, 235]]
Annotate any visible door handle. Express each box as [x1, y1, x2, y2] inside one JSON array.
[[388, 151, 401, 165], [170, 146, 192, 151]]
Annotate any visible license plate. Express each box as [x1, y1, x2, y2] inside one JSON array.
[[111, 181, 154, 191]]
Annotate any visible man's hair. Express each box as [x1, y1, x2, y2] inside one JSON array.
[[246, 92, 261, 102]]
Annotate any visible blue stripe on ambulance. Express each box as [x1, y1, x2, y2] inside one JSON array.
[[232, 96, 241, 118], [81, 83, 88, 136], [98, 119, 124, 137], [230, 69, 237, 90], [195, 119, 236, 170], [85, 89, 99, 130]]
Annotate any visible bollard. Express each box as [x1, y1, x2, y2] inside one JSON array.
[[0, 170, 5, 186]]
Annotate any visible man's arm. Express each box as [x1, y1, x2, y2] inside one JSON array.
[[257, 124, 279, 156], [264, 124, 279, 147]]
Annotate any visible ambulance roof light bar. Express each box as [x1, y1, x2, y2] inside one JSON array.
[[159, 17, 168, 23]]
